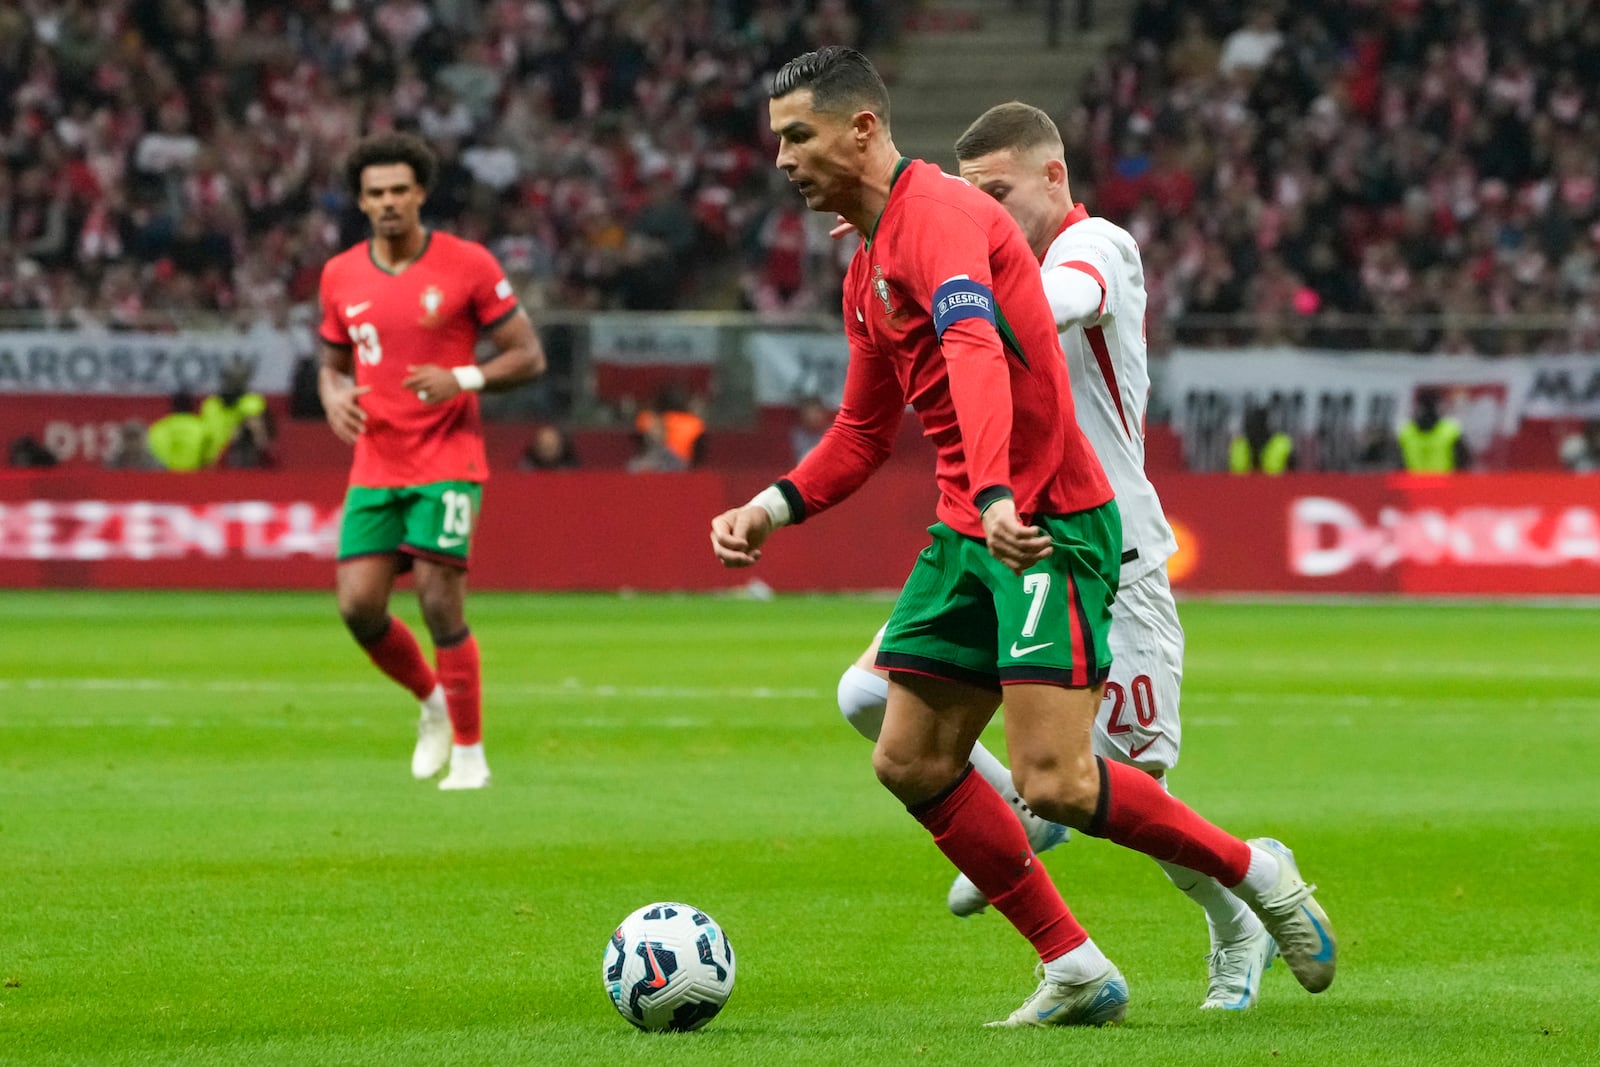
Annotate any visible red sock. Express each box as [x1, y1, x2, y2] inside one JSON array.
[[360, 616, 436, 700], [1093, 757, 1251, 886], [435, 630, 482, 746], [912, 766, 1086, 962]]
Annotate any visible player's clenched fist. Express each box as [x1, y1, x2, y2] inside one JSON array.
[[710, 505, 774, 567], [980, 497, 1054, 576]]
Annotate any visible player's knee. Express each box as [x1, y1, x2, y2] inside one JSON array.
[[1014, 758, 1101, 830], [838, 664, 888, 742], [420, 611, 464, 646], [337, 596, 388, 643], [871, 739, 965, 806]]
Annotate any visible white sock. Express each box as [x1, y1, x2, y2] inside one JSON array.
[[1043, 938, 1112, 985], [837, 664, 888, 740], [1155, 859, 1261, 945], [452, 741, 485, 761], [1149, 777, 1260, 943], [421, 685, 447, 719], [1238, 844, 1282, 899]]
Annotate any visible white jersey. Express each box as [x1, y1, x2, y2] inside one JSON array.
[[1042, 206, 1177, 584]]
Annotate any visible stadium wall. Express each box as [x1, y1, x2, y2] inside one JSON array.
[[4, 470, 1600, 596]]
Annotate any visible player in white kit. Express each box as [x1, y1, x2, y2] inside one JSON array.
[[833, 102, 1278, 1010]]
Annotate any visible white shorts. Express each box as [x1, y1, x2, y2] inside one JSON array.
[[1092, 565, 1184, 773]]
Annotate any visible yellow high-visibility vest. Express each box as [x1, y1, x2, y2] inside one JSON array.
[[1229, 433, 1293, 474], [1397, 418, 1462, 472]]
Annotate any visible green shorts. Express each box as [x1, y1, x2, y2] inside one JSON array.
[[337, 481, 483, 568], [876, 503, 1121, 690]]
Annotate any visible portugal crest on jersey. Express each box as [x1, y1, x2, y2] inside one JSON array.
[[871, 265, 896, 316], [420, 285, 444, 326]]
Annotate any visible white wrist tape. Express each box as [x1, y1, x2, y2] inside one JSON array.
[[452, 365, 487, 392], [747, 484, 792, 528]]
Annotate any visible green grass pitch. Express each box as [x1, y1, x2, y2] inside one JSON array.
[[1, 591, 1597, 1066]]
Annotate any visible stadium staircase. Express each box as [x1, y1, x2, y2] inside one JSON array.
[[886, 0, 1136, 168]]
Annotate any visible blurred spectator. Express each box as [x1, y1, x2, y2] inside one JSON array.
[[145, 363, 272, 472], [1396, 389, 1471, 473], [202, 360, 274, 468], [1219, 5, 1283, 80], [629, 383, 705, 471], [789, 393, 834, 461], [1229, 402, 1295, 474], [0, 1, 878, 324], [102, 419, 159, 471], [146, 390, 209, 471], [521, 424, 580, 470], [7, 434, 57, 469], [1558, 419, 1600, 473], [1071, 0, 1600, 351]]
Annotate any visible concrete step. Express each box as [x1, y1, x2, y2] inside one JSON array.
[[881, 0, 1136, 166]]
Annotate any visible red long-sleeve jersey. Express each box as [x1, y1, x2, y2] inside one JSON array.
[[778, 159, 1112, 538]]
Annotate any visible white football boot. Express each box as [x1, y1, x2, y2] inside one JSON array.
[[411, 687, 451, 779], [438, 744, 491, 791], [1199, 925, 1275, 1010], [986, 962, 1128, 1029], [1238, 838, 1337, 993], [947, 819, 1070, 917]]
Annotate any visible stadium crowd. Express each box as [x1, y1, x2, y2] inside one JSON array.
[[0, 0, 885, 329], [4, 0, 1599, 358], [1073, 0, 1600, 353]]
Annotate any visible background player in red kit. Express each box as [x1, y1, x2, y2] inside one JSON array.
[[318, 132, 544, 790], [710, 48, 1336, 1026]]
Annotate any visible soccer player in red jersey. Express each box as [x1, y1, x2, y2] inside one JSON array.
[[710, 49, 1336, 1026], [317, 132, 545, 790]]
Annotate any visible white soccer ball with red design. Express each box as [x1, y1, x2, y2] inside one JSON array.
[[602, 901, 736, 1032]]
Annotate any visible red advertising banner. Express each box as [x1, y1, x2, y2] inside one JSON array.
[[1157, 473, 1600, 595], [3, 469, 1597, 595], [0, 469, 934, 592]]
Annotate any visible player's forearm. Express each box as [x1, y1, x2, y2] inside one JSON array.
[[317, 362, 352, 404], [477, 341, 545, 392], [781, 350, 903, 522], [476, 312, 545, 391], [783, 422, 890, 523]]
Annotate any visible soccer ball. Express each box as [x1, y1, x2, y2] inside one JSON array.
[[602, 901, 736, 1032]]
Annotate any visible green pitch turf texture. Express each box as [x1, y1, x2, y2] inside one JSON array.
[[1, 591, 1596, 1067]]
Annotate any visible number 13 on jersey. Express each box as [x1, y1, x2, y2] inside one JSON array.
[[349, 322, 383, 365]]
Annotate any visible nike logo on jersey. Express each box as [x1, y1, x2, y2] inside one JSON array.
[[1127, 737, 1160, 760], [345, 301, 372, 317], [1009, 640, 1054, 657], [437, 535, 466, 548]]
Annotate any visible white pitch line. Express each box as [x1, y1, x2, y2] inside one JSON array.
[[0, 677, 824, 701], [4, 678, 1597, 714]]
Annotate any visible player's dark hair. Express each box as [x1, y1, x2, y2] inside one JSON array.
[[770, 46, 890, 126], [954, 101, 1064, 161], [343, 132, 438, 197]]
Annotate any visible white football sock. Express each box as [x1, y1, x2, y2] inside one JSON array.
[[420, 684, 448, 719], [1156, 859, 1261, 945], [837, 664, 888, 741], [1149, 776, 1260, 943], [1238, 844, 1282, 899], [1043, 937, 1112, 985]]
